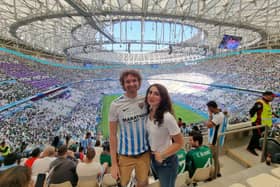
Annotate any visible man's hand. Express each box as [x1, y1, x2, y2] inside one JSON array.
[[111, 164, 120, 180]]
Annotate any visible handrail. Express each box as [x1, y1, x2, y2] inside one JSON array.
[[213, 124, 269, 179]]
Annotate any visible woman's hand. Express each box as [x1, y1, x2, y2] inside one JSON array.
[[154, 152, 164, 163]]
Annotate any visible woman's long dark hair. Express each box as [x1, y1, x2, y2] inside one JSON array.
[[145, 83, 174, 126]]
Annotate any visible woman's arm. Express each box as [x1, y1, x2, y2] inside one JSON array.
[[154, 133, 184, 163]]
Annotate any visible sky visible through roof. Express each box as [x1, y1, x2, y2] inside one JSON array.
[[96, 20, 198, 53]]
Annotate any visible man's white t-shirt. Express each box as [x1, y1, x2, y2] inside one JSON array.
[[208, 112, 226, 146], [147, 112, 181, 153], [109, 95, 149, 156]]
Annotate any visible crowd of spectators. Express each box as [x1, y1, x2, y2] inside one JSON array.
[[0, 52, 279, 156]]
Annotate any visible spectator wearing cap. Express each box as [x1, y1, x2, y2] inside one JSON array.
[[24, 148, 41, 168], [48, 145, 78, 186], [247, 91, 277, 156]]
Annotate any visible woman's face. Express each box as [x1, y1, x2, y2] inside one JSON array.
[[147, 86, 161, 109]]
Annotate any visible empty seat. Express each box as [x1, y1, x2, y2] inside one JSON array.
[[186, 167, 211, 185], [49, 181, 72, 187], [246, 173, 280, 187], [102, 174, 118, 187], [175, 172, 189, 187], [77, 175, 98, 187]]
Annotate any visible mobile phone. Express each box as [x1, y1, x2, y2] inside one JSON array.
[[35, 173, 46, 187]]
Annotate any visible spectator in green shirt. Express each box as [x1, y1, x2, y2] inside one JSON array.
[[100, 141, 111, 167], [176, 148, 187, 174], [185, 131, 213, 178]]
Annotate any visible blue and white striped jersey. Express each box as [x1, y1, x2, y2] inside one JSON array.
[[109, 95, 149, 156]]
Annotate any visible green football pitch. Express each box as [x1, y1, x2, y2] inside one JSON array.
[[99, 95, 206, 138]]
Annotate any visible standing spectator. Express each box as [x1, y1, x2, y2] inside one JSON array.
[[48, 145, 78, 186], [0, 140, 10, 163], [80, 132, 93, 153], [109, 70, 150, 187], [145, 83, 184, 187], [178, 117, 183, 128], [205, 101, 227, 178], [247, 91, 276, 156], [24, 148, 41, 168]]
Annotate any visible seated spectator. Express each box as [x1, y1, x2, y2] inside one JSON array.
[[176, 148, 187, 174], [0, 152, 18, 171], [74, 146, 84, 161], [185, 132, 213, 178], [100, 141, 111, 168], [93, 140, 103, 163], [24, 148, 41, 168], [192, 125, 201, 134], [76, 147, 107, 180], [32, 146, 56, 176], [0, 166, 34, 187], [48, 145, 78, 186]]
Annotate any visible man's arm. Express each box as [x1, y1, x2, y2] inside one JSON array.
[[109, 121, 120, 179], [205, 111, 215, 128]]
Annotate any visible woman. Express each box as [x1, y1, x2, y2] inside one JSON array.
[[0, 166, 34, 187], [145, 83, 184, 187]]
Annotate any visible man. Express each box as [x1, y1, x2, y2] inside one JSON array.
[[0, 140, 10, 163], [247, 91, 277, 156], [176, 148, 187, 174], [178, 117, 183, 128], [32, 146, 56, 176], [48, 145, 78, 186], [76, 147, 107, 180], [185, 132, 212, 178], [109, 70, 150, 187], [205, 101, 227, 178]]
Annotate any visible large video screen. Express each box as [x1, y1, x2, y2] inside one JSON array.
[[218, 34, 242, 49]]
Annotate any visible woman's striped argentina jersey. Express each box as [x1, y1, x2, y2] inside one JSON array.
[[109, 95, 149, 156]]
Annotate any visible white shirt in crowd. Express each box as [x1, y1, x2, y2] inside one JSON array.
[[208, 111, 226, 145], [32, 157, 56, 176], [147, 112, 181, 153]]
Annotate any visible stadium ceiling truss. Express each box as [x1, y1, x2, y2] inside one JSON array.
[[0, 0, 280, 64]]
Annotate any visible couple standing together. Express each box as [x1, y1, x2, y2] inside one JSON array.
[[109, 69, 184, 187]]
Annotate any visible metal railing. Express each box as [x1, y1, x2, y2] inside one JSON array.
[[213, 125, 269, 179]]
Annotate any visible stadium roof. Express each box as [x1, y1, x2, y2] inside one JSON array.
[[0, 0, 279, 64]]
